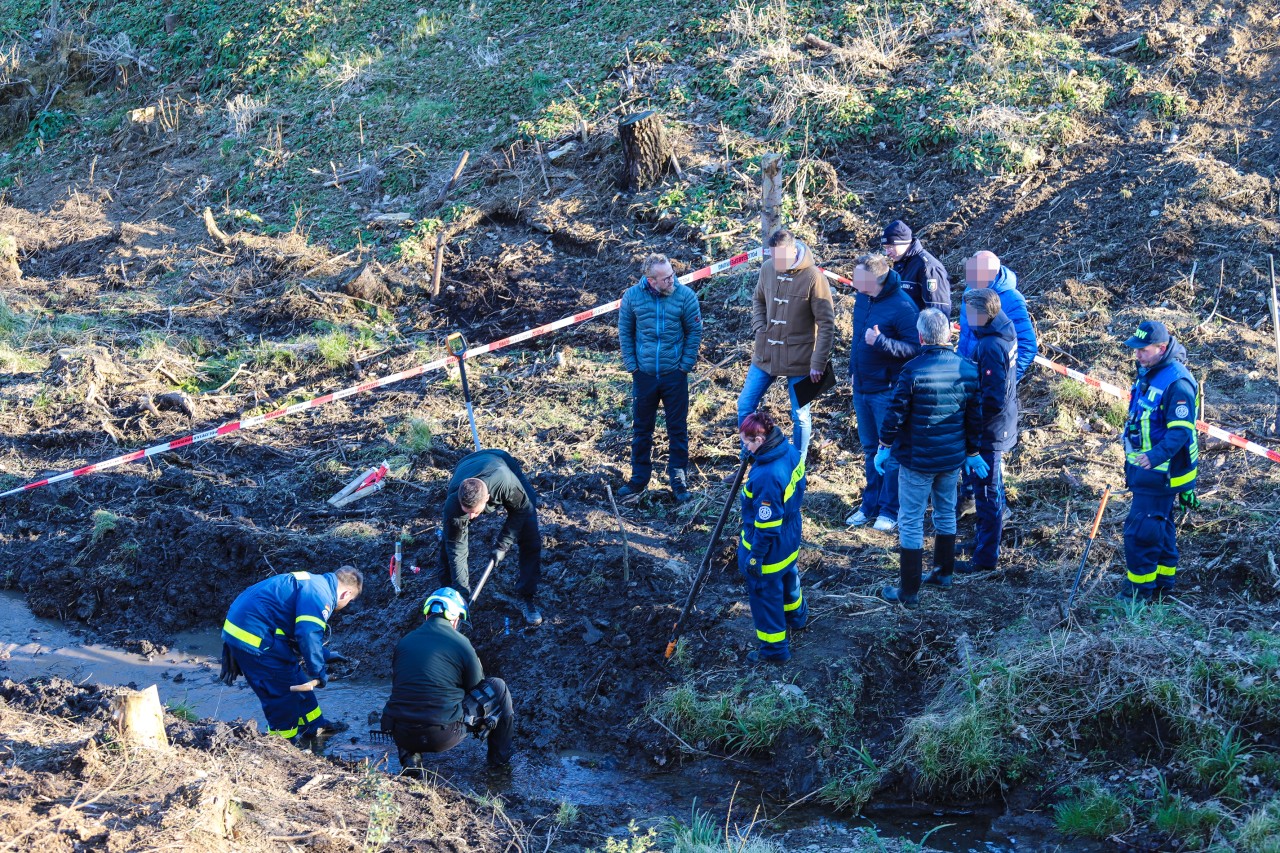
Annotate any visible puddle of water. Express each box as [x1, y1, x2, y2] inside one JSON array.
[[0, 591, 1047, 850]]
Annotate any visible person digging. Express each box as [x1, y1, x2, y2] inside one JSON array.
[[437, 449, 544, 626]]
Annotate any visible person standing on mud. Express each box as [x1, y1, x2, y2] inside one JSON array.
[[955, 250, 1037, 520], [439, 449, 543, 626], [736, 412, 808, 664], [738, 228, 835, 464], [876, 310, 981, 609], [881, 220, 951, 315], [616, 252, 703, 502], [381, 588, 514, 775], [1118, 320, 1200, 603], [942, 289, 1017, 580], [220, 567, 363, 743], [847, 253, 920, 534]]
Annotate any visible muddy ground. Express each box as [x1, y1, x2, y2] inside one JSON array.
[[3, 0, 1280, 849]]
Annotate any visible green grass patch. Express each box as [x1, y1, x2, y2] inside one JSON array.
[[648, 679, 814, 754], [91, 510, 119, 544], [1236, 796, 1280, 853], [1054, 780, 1129, 839]]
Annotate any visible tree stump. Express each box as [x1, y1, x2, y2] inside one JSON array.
[[618, 110, 669, 192], [110, 685, 170, 751]]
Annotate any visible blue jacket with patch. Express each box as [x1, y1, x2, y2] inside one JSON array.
[[957, 265, 1038, 380], [618, 278, 703, 375], [849, 270, 921, 394], [893, 239, 951, 315], [223, 571, 337, 687], [737, 427, 806, 577], [1123, 340, 1199, 495]]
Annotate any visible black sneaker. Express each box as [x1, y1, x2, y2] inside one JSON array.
[[617, 481, 647, 498], [670, 469, 692, 503], [518, 598, 543, 627], [957, 497, 976, 519], [745, 650, 789, 665], [316, 719, 350, 737], [922, 569, 953, 589]]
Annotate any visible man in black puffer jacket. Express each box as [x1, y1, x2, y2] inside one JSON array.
[[875, 309, 981, 608], [848, 254, 920, 533], [881, 220, 951, 315]]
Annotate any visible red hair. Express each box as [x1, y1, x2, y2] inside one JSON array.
[[740, 412, 775, 439]]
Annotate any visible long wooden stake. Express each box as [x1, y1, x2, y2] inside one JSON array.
[[605, 484, 631, 582], [429, 233, 447, 299], [1270, 255, 1279, 432], [434, 150, 470, 208]]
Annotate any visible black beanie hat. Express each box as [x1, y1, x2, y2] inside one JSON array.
[[881, 220, 913, 245]]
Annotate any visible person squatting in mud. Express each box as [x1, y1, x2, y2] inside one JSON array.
[[736, 412, 809, 664], [219, 567, 363, 744], [381, 587, 515, 776]]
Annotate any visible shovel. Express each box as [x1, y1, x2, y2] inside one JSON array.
[[1059, 485, 1112, 621]]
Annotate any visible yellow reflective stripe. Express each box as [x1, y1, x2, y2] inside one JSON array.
[[1169, 469, 1196, 488], [302, 705, 323, 723], [1156, 564, 1177, 577], [783, 459, 805, 502], [1167, 420, 1195, 431], [756, 627, 786, 643], [296, 615, 327, 629], [268, 725, 299, 738], [291, 571, 312, 580], [740, 533, 751, 550], [1127, 568, 1158, 584], [755, 518, 782, 529], [742, 485, 753, 498], [784, 592, 804, 612], [275, 628, 286, 635], [223, 619, 263, 649], [762, 549, 799, 574]]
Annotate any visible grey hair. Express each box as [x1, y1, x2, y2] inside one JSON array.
[[917, 308, 950, 345], [642, 253, 671, 276]]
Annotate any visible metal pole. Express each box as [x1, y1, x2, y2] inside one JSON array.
[[469, 558, 498, 607], [456, 355, 482, 452], [1061, 485, 1112, 619]]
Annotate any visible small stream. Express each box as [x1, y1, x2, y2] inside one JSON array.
[[0, 590, 1042, 851]]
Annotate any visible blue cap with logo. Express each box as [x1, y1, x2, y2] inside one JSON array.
[[1123, 319, 1170, 349]]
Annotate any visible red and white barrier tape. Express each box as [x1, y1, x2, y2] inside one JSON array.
[[1034, 354, 1280, 465], [0, 248, 763, 499]]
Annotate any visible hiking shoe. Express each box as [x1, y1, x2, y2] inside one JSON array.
[[922, 569, 953, 589], [954, 561, 993, 575], [746, 650, 789, 665], [873, 516, 898, 533], [315, 719, 350, 737], [845, 509, 870, 526], [880, 585, 919, 609], [670, 469, 692, 503], [518, 598, 543, 627], [957, 497, 976, 519], [617, 480, 647, 498]]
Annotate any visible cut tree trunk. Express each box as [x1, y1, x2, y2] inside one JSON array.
[[761, 153, 784, 244], [110, 685, 170, 751], [618, 110, 668, 192]]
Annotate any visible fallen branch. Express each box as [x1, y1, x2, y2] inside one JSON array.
[[433, 150, 470, 208], [605, 484, 631, 582], [201, 207, 234, 247]]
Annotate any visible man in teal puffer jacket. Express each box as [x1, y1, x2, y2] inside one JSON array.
[[617, 253, 703, 502]]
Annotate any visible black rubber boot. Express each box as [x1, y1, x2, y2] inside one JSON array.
[[932, 534, 956, 578], [882, 548, 923, 608]]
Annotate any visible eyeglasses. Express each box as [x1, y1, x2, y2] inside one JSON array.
[[651, 273, 675, 284]]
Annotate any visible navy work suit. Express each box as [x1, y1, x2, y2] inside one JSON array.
[[222, 571, 340, 739], [1121, 341, 1199, 596], [970, 311, 1019, 570], [737, 427, 808, 661]]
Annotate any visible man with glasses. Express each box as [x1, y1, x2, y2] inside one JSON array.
[[617, 253, 703, 502]]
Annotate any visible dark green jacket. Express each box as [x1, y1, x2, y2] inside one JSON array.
[[382, 616, 483, 726], [442, 449, 536, 583]]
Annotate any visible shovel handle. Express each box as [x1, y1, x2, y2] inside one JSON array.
[[1088, 485, 1111, 540]]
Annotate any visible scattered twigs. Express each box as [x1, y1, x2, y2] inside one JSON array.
[[605, 484, 631, 582], [1196, 259, 1225, 330]]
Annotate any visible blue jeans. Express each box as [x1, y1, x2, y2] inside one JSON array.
[[972, 450, 1004, 569], [897, 466, 959, 551], [852, 389, 899, 521], [629, 370, 690, 486], [737, 364, 811, 459]]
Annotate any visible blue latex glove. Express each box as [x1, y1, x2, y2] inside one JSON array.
[[874, 447, 891, 475], [964, 454, 991, 479]]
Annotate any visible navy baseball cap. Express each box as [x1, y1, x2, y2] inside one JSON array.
[[1124, 320, 1170, 348]]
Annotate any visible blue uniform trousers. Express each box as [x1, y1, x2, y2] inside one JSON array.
[[972, 450, 1005, 570], [231, 644, 327, 739], [1122, 491, 1178, 595], [739, 564, 807, 660]]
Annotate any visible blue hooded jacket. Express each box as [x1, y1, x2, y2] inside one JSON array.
[[737, 427, 805, 577], [618, 278, 703, 375], [223, 571, 337, 687], [957, 266, 1037, 380]]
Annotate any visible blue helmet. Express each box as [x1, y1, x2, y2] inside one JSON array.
[[423, 587, 468, 622]]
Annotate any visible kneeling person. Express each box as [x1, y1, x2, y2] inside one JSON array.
[[381, 588, 514, 774]]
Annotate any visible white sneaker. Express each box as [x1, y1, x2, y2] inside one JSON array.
[[845, 509, 870, 526], [873, 516, 898, 533]]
